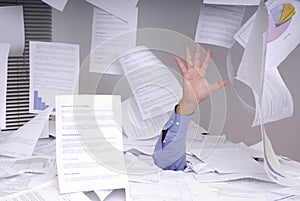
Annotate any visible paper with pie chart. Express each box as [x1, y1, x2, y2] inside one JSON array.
[[234, 0, 300, 68]]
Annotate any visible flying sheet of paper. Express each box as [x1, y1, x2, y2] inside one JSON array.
[[195, 3, 245, 48], [89, 7, 138, 75], [0, 6, 24, 56], [86, 0, 138, 22], [41, 0, 68, 11], [0, 107, 53, 158], [29, 41, 79, 113], [55, 95, 129, 193], [119, 46, 182, 120], [235, 0, 268, 96], [252, 68, 293, 126], [234, 0, 300, 68], [1, 179, 92, 201], [122, 96, 170, 139], [0, 44, 10, 129], [261, 125, 300, 186], [203, 0, 260, 5], [235, 0, 270, 126]]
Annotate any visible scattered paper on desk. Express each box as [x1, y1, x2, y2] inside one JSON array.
[[55, 95, 129, 193], [0, 44, 10, 129], [192, 147, 265, 174], [0, 106, 53, 158], [41, 0, 68, 12], [94, 190, 113, 201], [0, 6, 24, 56], [195, 3, 245, 48], [203, 0, 260, 5], [89, 7, 138, 75], [1, 179, 91, 201], [86, 0, 138, 22], [29, 41, 79, 113], [119, 46, 182, 120], [234, 0, 300, 68], [261, 125, 300, 186], [122, 96, 169, 139]]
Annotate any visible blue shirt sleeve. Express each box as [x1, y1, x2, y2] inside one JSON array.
[[152, 109, 192, 170]]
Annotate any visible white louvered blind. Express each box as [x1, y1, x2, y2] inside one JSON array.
[[1, 0, 52, 130]]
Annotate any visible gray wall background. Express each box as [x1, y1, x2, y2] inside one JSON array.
[[53, 0, 300, 161]]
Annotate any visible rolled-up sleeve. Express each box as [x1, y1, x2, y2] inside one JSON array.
[[152, 110, 192, 170]]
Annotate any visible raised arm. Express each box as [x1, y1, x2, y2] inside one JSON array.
[[153, 43, 227, 170]]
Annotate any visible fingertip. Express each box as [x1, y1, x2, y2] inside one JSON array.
[[207, 48, 212, 57]]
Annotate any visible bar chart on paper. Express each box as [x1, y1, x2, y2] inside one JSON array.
[[34, 90, 49, 111]]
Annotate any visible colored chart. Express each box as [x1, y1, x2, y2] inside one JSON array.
[[268, 3, 296, 42]]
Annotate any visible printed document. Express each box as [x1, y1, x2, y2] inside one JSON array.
[[119, 46, 182, 120], [86, 0, 138, 22], [89, 7, 138, 75], [1, 179, 91, 201], [0, 6, 24, 56], [0, 107, 53, 158], [0, 44, 10, 129], [122, 96, 169, 139], [195, 3, 245, 48], [55, 95, 129, 193], [234, 0, 300, 68], [29, 41, 79, 113], [203, 0, 260, 5]]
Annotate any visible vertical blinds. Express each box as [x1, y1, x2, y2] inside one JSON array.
[[0, 0, 52, 130]]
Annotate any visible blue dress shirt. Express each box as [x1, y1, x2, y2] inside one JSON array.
[[152, 109, 192, 170]]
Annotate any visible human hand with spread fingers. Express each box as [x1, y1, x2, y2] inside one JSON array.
[[175, 43, 227, 116], [153, 44, 227, 171]]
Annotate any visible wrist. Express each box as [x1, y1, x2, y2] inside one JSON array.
[[175, 100, 197, 116]]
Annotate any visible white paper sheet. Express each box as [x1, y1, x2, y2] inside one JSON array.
[[2, 179, 92, 201], [119, 46, 182, 120], [204, 0, 260, 5], [261, 125, 300, 187], [41, 0, 68, 11], [195, 3, 245, 48], [55, 95, 129, 193], [234, 0, 300, 68], [0, 156, 56, 173], [86, 0, 138, 22], [0, 44, 10, 129], [29, 41, 79, 113], [0, 107, 53, 158], [235, 0, 268, 96], [192, 147, 265, 174], [89, 7, 138, 75], [252, 68, 293, 126], [94, 190, 113, 201], [0, 6, 24, 56], [33, 138, 56, 156], [122, 96, 169, 139]]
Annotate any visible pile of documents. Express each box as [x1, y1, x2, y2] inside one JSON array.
[[1, 0, 300, 200]]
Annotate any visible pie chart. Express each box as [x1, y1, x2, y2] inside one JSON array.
[[268, 3, 296, 43]]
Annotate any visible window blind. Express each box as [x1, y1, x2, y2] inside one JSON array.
[[1, 0, 52, 130]]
